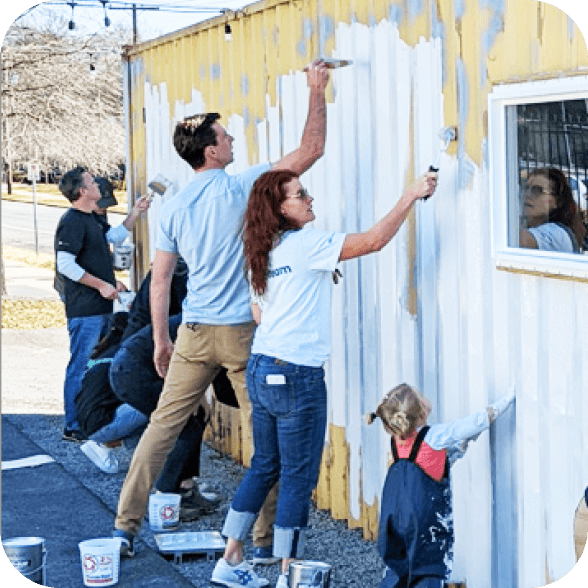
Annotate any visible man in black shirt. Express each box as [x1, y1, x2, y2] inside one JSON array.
[[55, 167, 149, 442]]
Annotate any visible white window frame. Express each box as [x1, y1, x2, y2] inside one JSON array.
[[488, 75, 588, 279]]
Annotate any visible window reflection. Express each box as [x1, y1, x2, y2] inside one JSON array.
[[507, 100, 588, 253]]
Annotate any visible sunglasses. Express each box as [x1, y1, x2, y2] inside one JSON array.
[[288, 188, 312, 201], [521, 183, 552, 197]]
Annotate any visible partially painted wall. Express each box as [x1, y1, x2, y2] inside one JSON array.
[[123, 1, 588, 586]]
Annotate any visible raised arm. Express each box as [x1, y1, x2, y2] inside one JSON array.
[[123, 195, 151, 231], [427, 386, 516, 463], [339, 173, 437, 261], [272, 62, 329, 175]]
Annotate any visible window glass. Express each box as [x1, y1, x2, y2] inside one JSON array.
[[506, 99, 588, 254]]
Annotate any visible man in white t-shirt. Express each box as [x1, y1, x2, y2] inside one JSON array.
[[113, 62, 330, 561]]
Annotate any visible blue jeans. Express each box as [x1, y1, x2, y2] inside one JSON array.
[[222, 354, 327, 559], [90, 404, 148, 445], [64, 314, 110, 431]]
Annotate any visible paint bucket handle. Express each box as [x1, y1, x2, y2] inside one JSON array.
[[23, 549, 47, 582]]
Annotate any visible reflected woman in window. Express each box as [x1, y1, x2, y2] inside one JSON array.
[[519, 168, 586, 253]]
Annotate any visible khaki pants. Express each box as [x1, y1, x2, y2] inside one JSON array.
[[575, 495, 588, 561], [115, 322, 277, 543]]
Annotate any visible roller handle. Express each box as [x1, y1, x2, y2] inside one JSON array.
[[423, 165, 439, 201]]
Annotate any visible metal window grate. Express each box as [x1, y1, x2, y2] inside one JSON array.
[[517, 100, 588, 222]]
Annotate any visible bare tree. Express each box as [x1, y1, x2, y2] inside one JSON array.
[[2, 18, 131, 186]]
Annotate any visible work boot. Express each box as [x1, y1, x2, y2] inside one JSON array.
[[179, 485, 220, 521]]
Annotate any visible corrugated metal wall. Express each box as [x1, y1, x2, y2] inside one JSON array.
[[122, 1, 588, 586]]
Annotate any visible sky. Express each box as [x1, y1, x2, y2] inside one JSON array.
[[17, 0, 254, 41]]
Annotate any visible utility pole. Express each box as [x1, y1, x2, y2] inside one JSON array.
[[107, 2, 161, 45]]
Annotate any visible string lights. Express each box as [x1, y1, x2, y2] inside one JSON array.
[[47, 1, 240, 43]]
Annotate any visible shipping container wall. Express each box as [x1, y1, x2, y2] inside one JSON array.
[[123, 1, 588, 586]]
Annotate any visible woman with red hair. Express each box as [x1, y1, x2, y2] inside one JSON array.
[[212, 168, 436, 588]]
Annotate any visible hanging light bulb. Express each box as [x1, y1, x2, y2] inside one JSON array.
[[68, 2, 76, 30], [222, 10, 232, 41], [101, 1, 111, 27]]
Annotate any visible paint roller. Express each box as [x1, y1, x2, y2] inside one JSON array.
[[147, 173, 172, 201], [423, 126, 457, 201]]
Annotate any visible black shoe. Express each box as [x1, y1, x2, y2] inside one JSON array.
[[62, 429, 86, 443], [113, 529, 136, 558], [179, 486, 221, 521]]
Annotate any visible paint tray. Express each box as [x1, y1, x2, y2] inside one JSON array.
[[154, 531, 226, 564]]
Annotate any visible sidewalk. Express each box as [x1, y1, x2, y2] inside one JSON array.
[[2, 258, 61, 300], [2, 184, 128, 214], [1, 418, 195, 588]]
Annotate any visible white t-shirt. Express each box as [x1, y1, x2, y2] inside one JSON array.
[[528, 222, 575, 253], [251, 227, 346, 367]]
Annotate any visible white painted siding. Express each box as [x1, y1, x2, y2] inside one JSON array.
[[129, 10, 588, 587]]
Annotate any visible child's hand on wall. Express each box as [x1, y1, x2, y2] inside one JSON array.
[[488, 385, 516, 423]]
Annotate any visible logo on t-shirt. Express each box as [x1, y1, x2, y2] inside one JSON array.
[[268, 265, 292, 279]]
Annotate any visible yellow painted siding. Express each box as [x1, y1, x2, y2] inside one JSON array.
[[124, 0, 588, 549]]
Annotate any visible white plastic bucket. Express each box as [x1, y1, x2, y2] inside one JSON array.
[[2, 536, 46, 585], [112, 243, 134, 270], [78, 538, 121, 587], [148, 492, 181, 531]]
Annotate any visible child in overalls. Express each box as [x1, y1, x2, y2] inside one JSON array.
[[367, 383, 515, 588]]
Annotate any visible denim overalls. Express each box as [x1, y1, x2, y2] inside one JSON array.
[[378, 426, 453, 588]]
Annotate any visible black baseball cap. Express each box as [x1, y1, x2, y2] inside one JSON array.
[[95, 176, 117, 209]]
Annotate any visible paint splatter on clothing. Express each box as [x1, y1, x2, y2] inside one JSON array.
[[378, 426, 452, 588]]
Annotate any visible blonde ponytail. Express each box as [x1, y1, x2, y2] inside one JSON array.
[[369, 383, 430, 439]]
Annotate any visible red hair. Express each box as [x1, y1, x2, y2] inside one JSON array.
[[243, 169, 299, 295], [530, 168, 586, 248]]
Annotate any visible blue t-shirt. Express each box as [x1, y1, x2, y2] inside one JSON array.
[[528, 222, 575, 253], [251, 227, 346, 367], [155, 164, 270, 325]]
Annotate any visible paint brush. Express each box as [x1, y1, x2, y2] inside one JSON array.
[[147, 174, 172, 201], [303, 58, 353, 71]]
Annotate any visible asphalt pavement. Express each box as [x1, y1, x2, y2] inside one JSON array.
[[0, 260, 199, 587], [1, 419, 195, 588]]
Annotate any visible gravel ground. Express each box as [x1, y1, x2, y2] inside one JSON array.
[[3, 328, 384, 587], [2, 247, 385, 587], [6, 412, 384, 587]]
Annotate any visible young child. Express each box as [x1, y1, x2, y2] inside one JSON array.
[[367, 383, 515, 588]]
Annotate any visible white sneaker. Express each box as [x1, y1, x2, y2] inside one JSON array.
[[80, 440, 119, 474], [275, 574, 289, 588], [211, 558, 269, 587]]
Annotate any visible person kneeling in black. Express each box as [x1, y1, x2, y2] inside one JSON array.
[[110, 314, 237, 522]]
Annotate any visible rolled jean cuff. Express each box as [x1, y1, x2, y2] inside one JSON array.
[[274, 526, 305, 559], [221, 508, 258, 541]]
